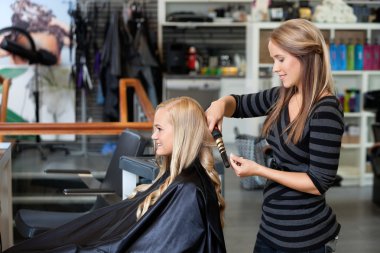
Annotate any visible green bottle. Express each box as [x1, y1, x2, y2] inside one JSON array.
[[347, 38, 355, 70]]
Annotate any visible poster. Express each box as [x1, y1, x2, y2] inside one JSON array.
[[0, 0, 75, 141]]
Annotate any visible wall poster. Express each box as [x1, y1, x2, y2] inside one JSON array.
[[0, 0, 75, 141]]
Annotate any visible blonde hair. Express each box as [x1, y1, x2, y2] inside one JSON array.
[[262, 19, 335, 143], [129, 96, 225, 226]]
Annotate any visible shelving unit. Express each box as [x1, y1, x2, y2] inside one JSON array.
[[158, 0, 251, 61], [246, 21, 380, 186], [157, 0, 251, 142]]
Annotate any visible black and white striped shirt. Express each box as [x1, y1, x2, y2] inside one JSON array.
[[232, 86, 344, 251]]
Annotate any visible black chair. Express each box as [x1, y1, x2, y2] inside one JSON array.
[[14, 129, 151, 239]]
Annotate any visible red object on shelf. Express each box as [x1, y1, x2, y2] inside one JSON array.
[[187, 46, 197, 71]]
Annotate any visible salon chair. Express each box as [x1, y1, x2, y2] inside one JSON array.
[[119, 155, 159, 199], [14, 129, 151, 239]]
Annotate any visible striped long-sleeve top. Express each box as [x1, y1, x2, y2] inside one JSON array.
[[231, 86, 344, 251]]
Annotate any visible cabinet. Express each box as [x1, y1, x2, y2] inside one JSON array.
[[246, 21, 380, 186]]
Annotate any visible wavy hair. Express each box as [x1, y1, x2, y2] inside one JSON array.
[[129, 96, 225, 226], [262, 19, 335, 143]]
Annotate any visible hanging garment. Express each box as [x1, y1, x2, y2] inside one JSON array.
[[100, 10, 131, 121], [126, 20, 159, 107], [5, 160, 226, 253]]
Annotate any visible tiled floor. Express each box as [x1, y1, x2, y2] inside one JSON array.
[[10, 144, 380, 253]]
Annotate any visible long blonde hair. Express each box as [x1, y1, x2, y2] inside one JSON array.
[[262, 19, 335, 143], [130, 96, 225, 226]]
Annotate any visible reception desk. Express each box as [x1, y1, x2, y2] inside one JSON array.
[[0, 143, 13, 250]]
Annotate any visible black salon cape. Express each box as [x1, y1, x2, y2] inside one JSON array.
[[5, 160, 226, 253]]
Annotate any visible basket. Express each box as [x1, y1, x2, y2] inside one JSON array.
[[235, 133, 268, 190]]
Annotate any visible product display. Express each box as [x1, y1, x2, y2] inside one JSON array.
[[330, 38, 380, 71]]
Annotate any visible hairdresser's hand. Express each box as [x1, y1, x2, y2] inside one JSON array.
[[205, 99, 225, 132], [229, 153, 261, 178]]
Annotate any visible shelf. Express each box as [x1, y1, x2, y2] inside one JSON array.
[[344, 0, 380, 5], [368, 71, 380, 76], [259, 64, 273, 68], [338, 166, 360, 176], [332, 71, 365, 76], [344, 112, 361, 118], [332, 70, 380, 76], [250, 22, 380, 31], [258, 69, 380, 75], [164, 0, 251, 2], [341, 143, 361, 149], [165, 0, 252, 4], [162, 21, 247, 27], [338, 165, 361, 185], [366, 142, 375, 148], [364, 112, 375, 118]]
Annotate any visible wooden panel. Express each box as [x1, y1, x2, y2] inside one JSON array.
[[335, 30, 367, 44], [259, 30, 272, 64], [321, 29, 331, 42]]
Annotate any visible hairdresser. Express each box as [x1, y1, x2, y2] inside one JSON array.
[[206, 19, 344, 253]]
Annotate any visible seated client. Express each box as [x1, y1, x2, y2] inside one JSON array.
[[5, 96, 226, 253]]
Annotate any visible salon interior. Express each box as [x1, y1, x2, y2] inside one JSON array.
[[1, 0, 380, 252]]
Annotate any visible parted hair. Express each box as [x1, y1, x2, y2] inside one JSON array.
[[129, 96, 225, 226], [262, 19, 335, 143]]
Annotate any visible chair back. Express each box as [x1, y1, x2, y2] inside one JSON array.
[[93, 130, 150, 209]]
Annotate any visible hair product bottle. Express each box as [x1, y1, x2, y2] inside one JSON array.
[[354, 38, 363, 70], [347, 39, 355, 70], [299, 0, 312, 20], [374, 39, 380, 70], [338, 39, 347, 70], [363, 39, 373, 70], [329, 38, 338, 71]]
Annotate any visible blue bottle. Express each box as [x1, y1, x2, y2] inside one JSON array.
[[338, 39, 347, 70], [329, 39, 338, 71], [354, 39, 363, 70]]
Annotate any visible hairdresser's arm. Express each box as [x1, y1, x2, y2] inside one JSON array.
[[205, 95, 236, 132], [229, 154, 321, 195]]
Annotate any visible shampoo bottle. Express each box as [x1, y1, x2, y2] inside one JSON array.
[[363, 39, 373, 70], [374, 39, 380, 70], [347, 39, 355, 70], [338, 39, 347, 70], [354, 38, 363, 70], [329, 39, 338, 71]]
